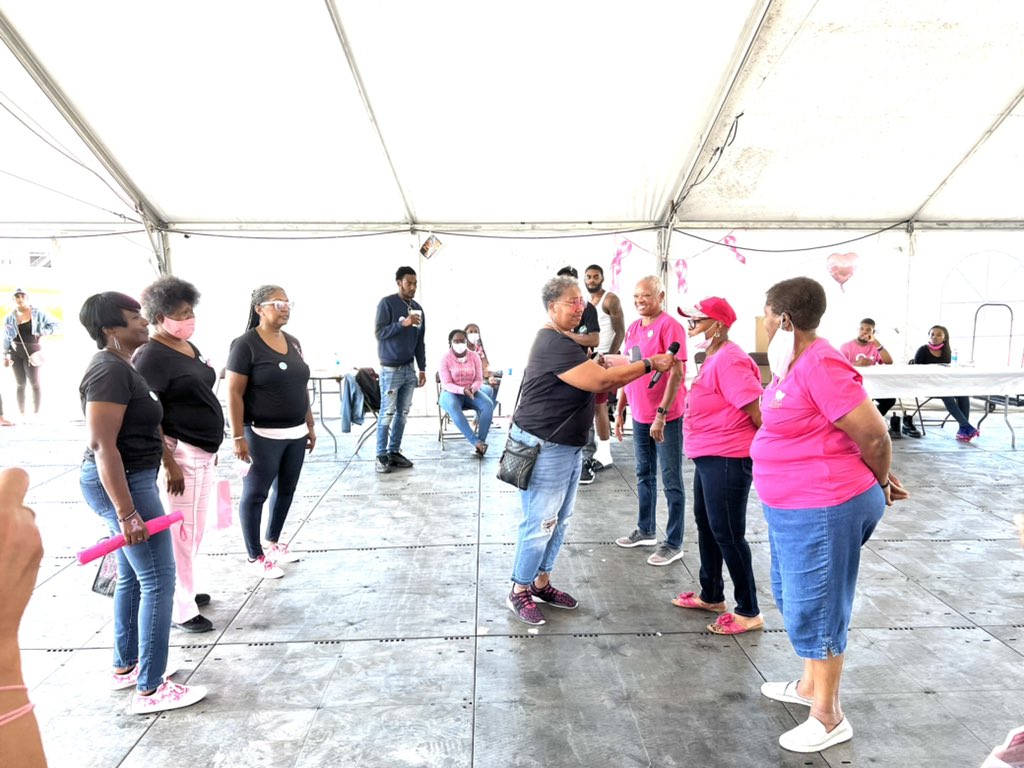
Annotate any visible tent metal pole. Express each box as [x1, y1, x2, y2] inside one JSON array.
[[907, 83, 1024, 226], [325, 0, 415, 226], [159, 231, 172, 275], [657, 227, 672, 309], [658, 0, 775, 230], [0, 10, 167, 230]]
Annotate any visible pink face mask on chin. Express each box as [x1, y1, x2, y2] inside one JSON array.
[[163, 316, 196, 341], [927, 342, 944, 351]]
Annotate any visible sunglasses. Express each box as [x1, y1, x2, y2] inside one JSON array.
[[260, 300, 295, 311]]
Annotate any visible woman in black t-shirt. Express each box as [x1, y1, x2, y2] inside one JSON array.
[[78, 292, 207, 714], [913, 324, 979, 441], [226, 285, 314, 579], [505, 275, 676, 626], [135, 276, 225, 634]]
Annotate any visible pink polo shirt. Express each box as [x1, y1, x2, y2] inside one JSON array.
[[839, 339, 883, 366], [622, 312, 688, 424], [751, 338, 876, 509], [684, 342, 763, 459]]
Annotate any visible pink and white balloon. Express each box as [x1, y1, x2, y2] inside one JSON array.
[[826, 252, 859, 292]]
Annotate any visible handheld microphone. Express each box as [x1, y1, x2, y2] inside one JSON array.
[[648, 341, 680, 388], [628, 346, 642, 363]]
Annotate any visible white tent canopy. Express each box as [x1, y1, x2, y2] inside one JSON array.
[[2, 0, 1023, 236]]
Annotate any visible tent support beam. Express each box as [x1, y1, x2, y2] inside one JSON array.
[[325, 0, 415, 226], [908, 83, 1024, 226], [0, 11, 167, 230], [657, 0, 775, 230]]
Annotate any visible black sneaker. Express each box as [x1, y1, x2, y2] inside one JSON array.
[[172, 615, 214, 633], [387, 452, 414, 469], [888, 425, 903, 440], [195, 593, 211, 607], [578, 460, 596, 485], [375, 455, 392, 474], [902, 421, 922, 438]]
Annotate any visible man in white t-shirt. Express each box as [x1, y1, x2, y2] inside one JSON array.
[[584, 265, 625, 470]]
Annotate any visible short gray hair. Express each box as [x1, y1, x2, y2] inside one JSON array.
[[636, 275, 664, 295], [541, 276, 578, 309]]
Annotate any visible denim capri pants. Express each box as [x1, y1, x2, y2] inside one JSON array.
[[763, 484, 884, 660]]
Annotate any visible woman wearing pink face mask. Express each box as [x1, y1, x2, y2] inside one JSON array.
[[133, 276, 224, 633]]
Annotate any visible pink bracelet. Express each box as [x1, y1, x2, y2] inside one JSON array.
[[0, 702, 35, 726], [0, 685, 27, 692]]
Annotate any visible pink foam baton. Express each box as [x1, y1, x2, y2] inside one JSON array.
[[76, 511, 183, 565]]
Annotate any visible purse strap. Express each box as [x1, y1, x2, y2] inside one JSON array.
[[510, 374, 591, 445]]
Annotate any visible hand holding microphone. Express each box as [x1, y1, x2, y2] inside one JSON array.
[[648, 342, 680, 387]]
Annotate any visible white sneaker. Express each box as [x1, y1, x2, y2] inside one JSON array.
[[130, 681, 207, 714], [265, 542, 300, 564], [779, 715, 852, 753], [250, 555, 284, 579]]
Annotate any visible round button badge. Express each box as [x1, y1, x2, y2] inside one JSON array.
[[279, 362, 288, 370]]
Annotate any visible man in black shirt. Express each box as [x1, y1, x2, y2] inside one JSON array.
[[556, 267, 601, 483]]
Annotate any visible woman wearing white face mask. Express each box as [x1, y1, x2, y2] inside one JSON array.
[[134, 276, 224, 633], [439, 329, 494, 455], [673, 297, 764, 635], [751, 277, 908, 754], [464, 322, 502, 401]]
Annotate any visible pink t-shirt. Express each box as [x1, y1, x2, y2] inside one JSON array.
[[622, 312, 688, 424], [839, 339, 883, 366], [684, 342, 763, 459], [751, 338, 876, 509], [439, 349, 483, 393]]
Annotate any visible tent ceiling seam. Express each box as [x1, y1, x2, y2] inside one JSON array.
[[0, 10, 167, 229], [908, 83, 1024, 226], [324, 0, 415, 226]]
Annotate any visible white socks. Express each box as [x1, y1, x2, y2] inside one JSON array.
[[594, 438, 613, 467]]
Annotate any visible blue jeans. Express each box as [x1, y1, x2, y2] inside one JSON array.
[[376, 363, 417, 456], [80, 461, 174, 692], [240, 427, 308, 560], [763, 484, 884, 659], [941, 396, 973, 430], [632, 416, 685, 550], [439, 389, 494, 446], [692, 456, 759, 617], [509, 424, 582, 585]]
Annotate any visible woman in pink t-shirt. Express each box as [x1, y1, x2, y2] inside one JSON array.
[[674, 297, 764, 635], [751, 277, 908, 754]]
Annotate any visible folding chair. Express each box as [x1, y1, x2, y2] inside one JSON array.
[[436, 373, 476, 450], [353, 368, 380, 455]]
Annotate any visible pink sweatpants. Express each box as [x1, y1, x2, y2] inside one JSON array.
[[163, 437, 216, 624]]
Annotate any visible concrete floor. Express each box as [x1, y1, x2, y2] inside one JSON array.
[[4, 403, 1024, 768]]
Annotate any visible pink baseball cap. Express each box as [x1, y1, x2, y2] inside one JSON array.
[[677, 296, 737, 328]]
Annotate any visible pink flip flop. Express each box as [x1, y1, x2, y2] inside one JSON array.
[[671, 591, 726, 613], [706, 612, 764, 635]]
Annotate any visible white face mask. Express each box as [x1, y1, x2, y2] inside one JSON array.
[[451, 342, 468, 355], [694, 335, 714, 351], [767, 325, 795, 380], [467, 333, 480, 344]]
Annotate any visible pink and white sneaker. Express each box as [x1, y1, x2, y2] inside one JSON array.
[[130, 680, 207, 714], [250, 554, 284, 579], [265, 542, 300, 564], [110, 663, 179, 691]]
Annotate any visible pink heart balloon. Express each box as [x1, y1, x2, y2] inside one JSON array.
[[826, 252, 858, 291]]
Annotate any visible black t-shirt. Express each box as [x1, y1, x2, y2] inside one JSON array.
[[226, 329, 310, 428], [914, 345, 951, 365], [575, 304, 599, 352], [133, 340, 225, 454], [513, 329, 593, 446], [79, 352, 164, 470]]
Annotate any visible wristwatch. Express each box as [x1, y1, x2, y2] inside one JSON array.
[[657, 406, 668, 415], [642, 358, 652, 374]]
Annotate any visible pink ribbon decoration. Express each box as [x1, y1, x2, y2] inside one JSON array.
[[674, 258, 688, 293], [610, 238, 632, 292], [723, 235, 746, 264]]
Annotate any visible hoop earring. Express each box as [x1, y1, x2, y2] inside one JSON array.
[[112, 336, 121, 352]]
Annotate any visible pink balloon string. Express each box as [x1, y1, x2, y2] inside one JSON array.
[[675, 258, 688, 293], [723, 235, 746, 264]]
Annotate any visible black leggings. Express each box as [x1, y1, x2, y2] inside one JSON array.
[[10, 347, 41, 413], [239, 427, 308, 560]]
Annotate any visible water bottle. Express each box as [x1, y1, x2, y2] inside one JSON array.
[[951, 349, 958, 367]]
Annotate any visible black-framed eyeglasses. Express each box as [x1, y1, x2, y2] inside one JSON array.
[[686, 317, 710, 331], [260, 300, 295, 311]]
